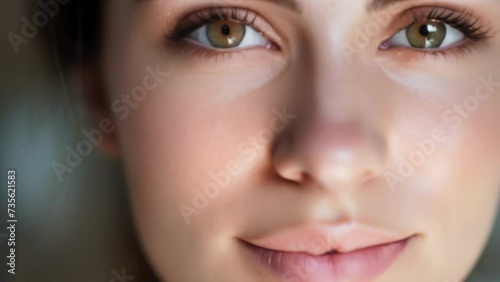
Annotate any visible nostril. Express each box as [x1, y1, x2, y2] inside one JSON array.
[[299, 172, 312, 184], [272, 119, 388, 190]]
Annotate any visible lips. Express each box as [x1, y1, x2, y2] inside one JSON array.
[[241, 222, 413, 282]]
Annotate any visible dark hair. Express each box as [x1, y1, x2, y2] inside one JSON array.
[[46, 0, 102, 65], [43, 1, 159, 280]]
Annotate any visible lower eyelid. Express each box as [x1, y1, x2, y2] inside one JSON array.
[[377, 44, 481, 70], [169, 43, 279, 71]]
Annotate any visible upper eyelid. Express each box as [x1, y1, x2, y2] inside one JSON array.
[[381, 6, 494, 43], [190, 7, 257, 25], [165, 7, 274, 42], [163, 4, 495, 55], [415, 7, 493, 40]]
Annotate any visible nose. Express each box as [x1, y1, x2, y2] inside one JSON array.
[[272, 69, 389, 191], [273, 118, 387, 189]]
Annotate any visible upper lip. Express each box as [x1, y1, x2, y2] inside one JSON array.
[[242, 221, 413, 256]]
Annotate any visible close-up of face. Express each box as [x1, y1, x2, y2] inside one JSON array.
[[81, 0, 500, 281]]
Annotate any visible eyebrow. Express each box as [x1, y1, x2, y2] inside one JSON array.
[[367, 0, 412, 12], [135, 0, 300, 12], [257, 0, 299, 11]]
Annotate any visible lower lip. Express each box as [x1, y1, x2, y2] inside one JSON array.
[[243, 238, 410, 282]]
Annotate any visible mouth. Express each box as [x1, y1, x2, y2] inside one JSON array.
[[240, 223, 415, 282]]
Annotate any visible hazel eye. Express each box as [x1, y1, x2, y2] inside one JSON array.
[[187, 20, 271, 49], [386, 20, 465, 49]]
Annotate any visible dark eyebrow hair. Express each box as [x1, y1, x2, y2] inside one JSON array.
[[258, 0, 299, 11], [135, 0, 300, 12], [368, 0, 412, 12]]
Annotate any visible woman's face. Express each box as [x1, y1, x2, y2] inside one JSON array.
[[98, 0, 500, 281]]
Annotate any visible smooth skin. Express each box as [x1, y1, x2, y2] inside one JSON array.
[[85, 0, 500, 281]]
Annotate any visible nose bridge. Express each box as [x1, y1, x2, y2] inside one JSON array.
[[315, 66, 362, 122], [303, 28, 377, 122], [304, 0, 385, 123], [304, 63, 385, 139]]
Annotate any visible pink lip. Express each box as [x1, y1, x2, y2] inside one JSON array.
[[241, 223, 413, 282]]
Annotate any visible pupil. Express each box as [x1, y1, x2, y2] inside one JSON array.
[[419, 25, 430, 36], [221, 25, 231, 36]]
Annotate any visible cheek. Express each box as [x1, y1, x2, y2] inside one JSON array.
[[387, 72, 500, 277], [101, 2, 292, 275], [111, 61, 288, 202], [385, 64, 500, 198], [107, 47, 292, 274]]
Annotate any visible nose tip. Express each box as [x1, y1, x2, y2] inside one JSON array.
[[272, 120, 387, 190]]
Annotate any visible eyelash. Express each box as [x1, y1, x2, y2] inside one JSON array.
[[166, 7, 261, 41], [163, 6, 494, 62], [384, 6, 493, 60], [415, 7, 492, 42], [163, 7, 277, 63]]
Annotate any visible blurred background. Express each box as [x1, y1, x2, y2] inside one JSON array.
[[0, 1, 498, 281], [1, 1, 154, 281]]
